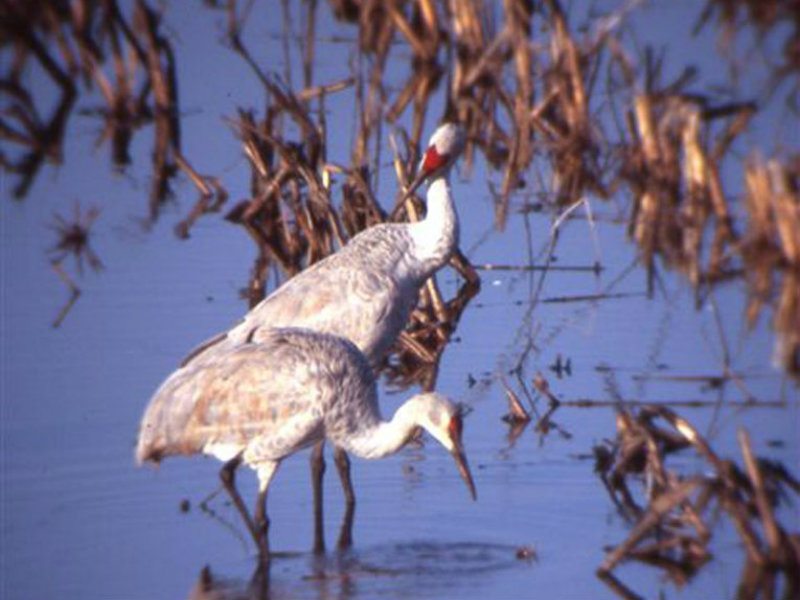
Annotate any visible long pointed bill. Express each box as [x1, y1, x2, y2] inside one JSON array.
[[393, 143, 451, 213], [450, 443, 477, 500], [393, 167, 428, 212]]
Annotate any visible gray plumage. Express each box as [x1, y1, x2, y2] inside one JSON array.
[[136, 328, 475, 499], [137, 329, 375, 466], [135, 124, 471, 556], [181, 123, 466, 369]]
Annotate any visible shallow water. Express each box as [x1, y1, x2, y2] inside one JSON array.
[[2, 3, 799, 600], [4, 199, 797, 599]]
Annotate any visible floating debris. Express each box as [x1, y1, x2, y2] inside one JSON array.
[[515, 544, 538, 562], [501, 381, 531, 425]]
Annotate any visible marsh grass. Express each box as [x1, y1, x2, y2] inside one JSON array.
[[3, 0, 797, 375]]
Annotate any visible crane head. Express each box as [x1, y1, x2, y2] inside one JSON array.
[[413, 392, 477, 500], [400, 123, 466, 203]]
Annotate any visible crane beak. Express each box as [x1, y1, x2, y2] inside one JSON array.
[[450, 441, 477, 501], [395, 143, 450, 208], [396, 167, 428, 207]]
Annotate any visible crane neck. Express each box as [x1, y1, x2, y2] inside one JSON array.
[[408, 174, 459, 278], [335, 400, 421, 460]]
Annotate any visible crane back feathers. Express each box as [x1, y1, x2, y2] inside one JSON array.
[[136, 329, 380, 467]]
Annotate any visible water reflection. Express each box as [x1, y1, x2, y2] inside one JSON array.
[[187, 541, 529, 600], [3, 1, 799, 599], [594, 406, 800, 599]]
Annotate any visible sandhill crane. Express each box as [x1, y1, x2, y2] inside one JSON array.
[[187, 123, 465, 361], [168, 123, 467, 551], [136, 328, 476, 565]]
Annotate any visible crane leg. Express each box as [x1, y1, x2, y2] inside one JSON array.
[[334, 448, 356, 550], [250, 566, 270, 600], [310, 441, 326, 554], [254, 487, 270, 568], [219, 457, 261, 549]]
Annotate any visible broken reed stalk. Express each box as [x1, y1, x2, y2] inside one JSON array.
[[1, 0, 220, 230], [621, 78, 798, 377], [212, 2, 485, 389], [500, 378, 531, 424], [46, 202, 103, 327], [596, 405, 800, 596], [532, 372, 561, 407], [599, 477, 704, 573], [385, 277, 480, 391], [51, 263, 82, 329], [738, 428, 783, 562], [5, 0, 796, 375], [743, 157, 800, 375]]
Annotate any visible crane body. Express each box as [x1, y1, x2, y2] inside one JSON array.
[[136, 328, 476, 562]]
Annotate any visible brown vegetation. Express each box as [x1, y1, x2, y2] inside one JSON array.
[[595, 405, 800, 599], [2, 0, 797, 377], [0, 0, 226, 222], [3, 3, 798, 597], [47, 201, 103, 327]]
